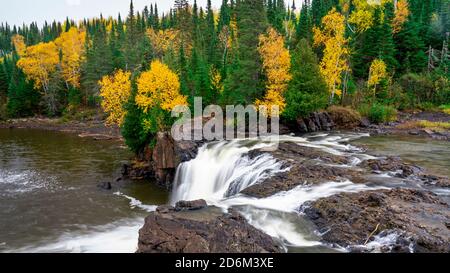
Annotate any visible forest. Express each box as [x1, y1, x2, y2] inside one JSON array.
[[0, 0, 449, 154]]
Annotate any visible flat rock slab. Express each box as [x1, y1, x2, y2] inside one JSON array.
[[137, 201, 284, 253]]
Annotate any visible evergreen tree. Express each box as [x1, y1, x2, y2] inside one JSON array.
[[284, 39, 328, 120], [6, 53, 39, 117], [223, 0, 268, 104], [395, 14, 427, 73], [297, 0, 312, 41], [352, 6, 397, 79]]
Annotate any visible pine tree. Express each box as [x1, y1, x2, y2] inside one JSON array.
[[352, 5, 397, 79], [297, 0, 313, 41], [205, 0, 218, 66], [223, 0, 268, 104], [395, 14, 427, 73], [6, 53, 39, 117], [284, 39, 328, 120]]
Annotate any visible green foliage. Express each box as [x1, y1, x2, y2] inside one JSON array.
[[283, 39, 328, 120], [6, 54, 39, 117], [399, 72, 449, 108], [368, 103, 397, 124], [121, 93, 150, 155], [223, 0, 268, 105]]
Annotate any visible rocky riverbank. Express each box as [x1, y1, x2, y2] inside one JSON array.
[[302, 189, 450, 253], [0, 117, 122, 140], [137, 200, 284, 253], [357, 111, 450, 141]]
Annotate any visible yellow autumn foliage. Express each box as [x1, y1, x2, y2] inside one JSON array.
[[16, 41, 59, 92], [54, 27, 86, 88], [368, 59, 387, 87], [11, 34, 26, 56], [393, 0, 410, 33], [99, 70, 132, 126], [136, 60, 187, 113], [314, 8, 350, 100], [146, 28, 181, 58], [255, 28, 291, 116], [210, 67, 224, 94]]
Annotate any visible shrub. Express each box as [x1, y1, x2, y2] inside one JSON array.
[[439, 105, 450, 115], [327, 106, 362, 128], [368, 103, 397, 124], [397, 120, 450, 131], [357, 103, 371, 117]]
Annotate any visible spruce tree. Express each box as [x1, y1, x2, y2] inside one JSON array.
[[283, 39, 328, 120], [395, 15, 427, 73], [297, 0, 312, 41], [223, 0, 268, 104]]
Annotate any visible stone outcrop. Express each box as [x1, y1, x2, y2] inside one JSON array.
[[242, 142, 364, 198], [296, 112, 335, 133], [302, 189, 450, 253], [122, 132, 201, 189], [137, 200, 284, 253]]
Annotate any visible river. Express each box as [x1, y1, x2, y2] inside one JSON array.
[[0, 129, 448, 253]]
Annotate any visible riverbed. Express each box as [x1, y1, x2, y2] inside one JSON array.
[[0, 128, 448, 253]]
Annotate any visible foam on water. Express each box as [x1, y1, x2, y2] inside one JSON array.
[[7, 219, 144, 253], [170, 133, 382, 249], [114, 192, 158, 212]]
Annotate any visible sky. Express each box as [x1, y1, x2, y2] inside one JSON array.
[[1, 0, 299, 27]]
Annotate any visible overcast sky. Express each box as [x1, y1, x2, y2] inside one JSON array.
[[1, 0, 299, 27]]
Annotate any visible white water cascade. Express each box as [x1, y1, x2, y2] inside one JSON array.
[[170, 133, 381, 249]]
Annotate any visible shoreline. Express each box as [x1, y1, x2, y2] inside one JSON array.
[[0, 117, 123, 141]]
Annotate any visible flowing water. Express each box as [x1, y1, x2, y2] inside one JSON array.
[[1, 128, 449, 253], [0, 129, 168, 253]]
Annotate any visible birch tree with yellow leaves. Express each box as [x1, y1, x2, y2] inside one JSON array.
[[255, 28, 291, 116], [54, 27, 86, 88], [136, 60, 187, 133], [99, 69, 131, 126], [313, 8, 350, 103], [16, 41, 59, 108], [11, 35, 26, 56], [368, 59, 388, 97]]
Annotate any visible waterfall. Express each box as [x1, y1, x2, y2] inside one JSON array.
[[170, 133, 380, 249], [170, 139, 289, 204]]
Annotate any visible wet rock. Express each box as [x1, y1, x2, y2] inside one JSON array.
[[121, 162, 154, 180], [302, 189, 450, 253], [358, 157, 420, 178], [295, 112, 335, 133], [137, 205, 283, 253], [243, 142, 364, 198], [420, 174, 450, 188], [152, 132, 177, 187], [175, 200, 208, 211], [97, 182, 112, 190], [360, 118, 371, 128], [296, 118, 309, 133]]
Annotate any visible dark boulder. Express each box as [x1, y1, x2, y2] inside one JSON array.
[[137, 205, 284, 253], [295, 112, 335, 133], [175, 199, 208, 211], [97, 182, 112, 190]]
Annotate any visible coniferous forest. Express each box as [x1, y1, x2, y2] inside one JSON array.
[[0, 0, 449, 153]]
